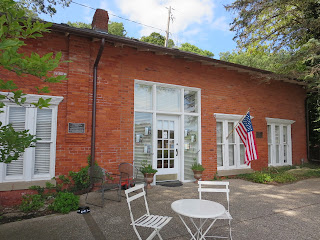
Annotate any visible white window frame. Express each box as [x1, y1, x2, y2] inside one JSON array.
[[0, 92, 63, 183], [214, 113, 252, 170], [134, 80, 201, 182], [266, 118, 295, 166]]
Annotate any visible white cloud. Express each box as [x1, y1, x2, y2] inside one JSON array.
[[116, 0, 215, 37], [210, 16, 230, 32]]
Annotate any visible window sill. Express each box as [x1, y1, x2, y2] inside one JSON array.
[[217, 168, 254, 177]]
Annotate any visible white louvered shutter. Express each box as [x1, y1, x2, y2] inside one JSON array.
[[34, 109, 52, 175], [6, 107, 26, 176]]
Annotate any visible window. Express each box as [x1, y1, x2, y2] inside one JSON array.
[[0, 93, 63, 183], [215, 113, 249, 170], [266, 118, 294, 166], [134, 80, 201, 182]]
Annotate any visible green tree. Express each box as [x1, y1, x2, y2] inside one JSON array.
[[225, 0, 320, 149], [140, 32, 175, 48], [18, 0, 71, 16], [67, 21, 127, 37], [0, 0, 67, 163], [67, 21, 91, 29], [108, 21, 126, 37], [219, 46, 291, 73], [179, 43, 214, 58]]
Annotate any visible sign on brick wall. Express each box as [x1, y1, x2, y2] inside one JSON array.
[[68, 123, 85, 133]]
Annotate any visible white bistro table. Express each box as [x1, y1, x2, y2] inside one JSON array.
[[171, 199, 226, 240]]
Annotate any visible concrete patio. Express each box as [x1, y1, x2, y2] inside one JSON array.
[[1, 178, 320, 240]]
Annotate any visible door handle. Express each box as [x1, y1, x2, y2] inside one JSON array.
[[176, 149, 178, 156]]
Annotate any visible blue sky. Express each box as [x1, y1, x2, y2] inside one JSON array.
[[38, 0, 238, 59]]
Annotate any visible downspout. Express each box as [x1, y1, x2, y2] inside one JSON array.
[[305, 96, 310, 162], [91, 38, 105, 168]]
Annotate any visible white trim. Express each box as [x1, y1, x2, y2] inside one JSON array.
[[214, 113, 251, 170], [266, 118, 294, 166], [266, 117, 295, 125], [214, 113, 254, 121], [134, 80, 201, 182], [0, 93, 63, 183], [0, 91, 63, 106]]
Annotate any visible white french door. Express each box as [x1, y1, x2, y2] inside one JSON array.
[[155, 115, 179, 176]]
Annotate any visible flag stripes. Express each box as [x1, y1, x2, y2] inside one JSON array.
[[235, 112, 258, 165]]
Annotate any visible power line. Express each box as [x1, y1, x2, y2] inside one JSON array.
[[71, 1, 166, 33]]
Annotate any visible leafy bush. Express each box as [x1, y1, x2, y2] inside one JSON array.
[[69, 166, 90, 192], [20, 194, 44, 212], [49, 192, 79, 214], [272, 173, 297, 183]]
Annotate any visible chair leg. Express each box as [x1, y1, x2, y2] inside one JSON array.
[[229, 219, 232, 240]]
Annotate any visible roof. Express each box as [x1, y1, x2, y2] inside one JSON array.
[[51, 23, 305, 86]]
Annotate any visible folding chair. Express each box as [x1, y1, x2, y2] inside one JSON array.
[[198, 181, 233, 240], [125, 184, 172, 240], [85, 165, 121, 207]]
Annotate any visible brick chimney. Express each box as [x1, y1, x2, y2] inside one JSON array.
[[92, 9, 109, 32]]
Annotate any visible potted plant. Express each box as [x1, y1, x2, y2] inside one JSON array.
[[140, 160, 158, 189], [191, 159, 205, 183]]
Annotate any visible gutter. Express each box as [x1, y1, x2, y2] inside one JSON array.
[[90, 38, 105, 168]]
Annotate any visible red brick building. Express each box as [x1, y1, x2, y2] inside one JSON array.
[[0, 10, 307, 203]]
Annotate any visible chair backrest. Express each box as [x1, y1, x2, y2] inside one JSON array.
[[119, 163, 139, 179], [125, 184, 149, 223], [198, 181, 230, 211], [88, 165, 106, 184]]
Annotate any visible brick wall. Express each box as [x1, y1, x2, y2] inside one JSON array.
[[0, 31, 307, 199]]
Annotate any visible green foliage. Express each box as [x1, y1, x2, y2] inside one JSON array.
[[237, 164, 320, 184], [179, 43, 214, 58], [140, 32, 175, 48], [49, 192, 79, 214], [18, 0, 71, 16], [67, 21, 127, 37], [140, 160, 158, 174], [108, 21, 127, 37], [0, 0, 67, 163], [19, 194, 44, 212], [272, 173, 297, 183], [68, 166, 90, 192], [0, 123, 39, 163], [67, 21, 91, 29], [191, 160, 205, 171], [225, 0, 320, 146]]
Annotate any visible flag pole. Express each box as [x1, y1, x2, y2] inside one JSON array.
[[226, 108, 250, 140]]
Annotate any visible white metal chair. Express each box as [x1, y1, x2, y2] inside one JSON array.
[[125, 184, 172, 240], [198, 181, 233, 240]]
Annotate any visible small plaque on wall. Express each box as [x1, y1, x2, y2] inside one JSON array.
[[256, 132, 263, 138], [68, 123, 85, 133]]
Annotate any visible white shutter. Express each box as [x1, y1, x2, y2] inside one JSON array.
[[36, 109, 52, 140], [34, 143, 50, 174], [34, 109, 52, 175], [6, 107, 26, 176]]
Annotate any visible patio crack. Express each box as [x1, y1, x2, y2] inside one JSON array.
[[83, 213, 106, 240]]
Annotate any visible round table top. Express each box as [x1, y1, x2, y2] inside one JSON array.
[[171, 199, 225, 219]]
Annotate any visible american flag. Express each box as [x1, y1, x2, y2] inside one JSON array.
[[236, 112, 258, 165]]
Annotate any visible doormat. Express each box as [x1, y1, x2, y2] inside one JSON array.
[[157, 181, 183, 187]]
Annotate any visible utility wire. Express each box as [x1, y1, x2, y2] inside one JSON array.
[[71, 1, 166, 33]]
